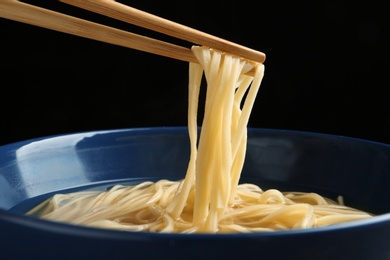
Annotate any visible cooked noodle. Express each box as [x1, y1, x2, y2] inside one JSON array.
[[27, 46, 372, 233]]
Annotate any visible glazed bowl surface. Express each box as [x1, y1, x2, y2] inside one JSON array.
[[1, 127, 389, 259]]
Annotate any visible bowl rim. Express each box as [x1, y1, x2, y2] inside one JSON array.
[[2, 126, 390, 149]]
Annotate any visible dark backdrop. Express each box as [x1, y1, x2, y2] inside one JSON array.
[[1, 0, 389, 146]]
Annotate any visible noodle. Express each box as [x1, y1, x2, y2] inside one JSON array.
[[27, 46, 372, 233]]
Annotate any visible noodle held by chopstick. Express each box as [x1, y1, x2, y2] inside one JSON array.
[[27, 46, 372, 233]]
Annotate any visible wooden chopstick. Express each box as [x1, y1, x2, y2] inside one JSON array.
[[60, 0, 266, 64], [0, 0, 265, 68], [0, 0, 196, 63]]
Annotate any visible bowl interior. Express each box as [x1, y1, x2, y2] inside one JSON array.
[[1, 127, 390, 215], [2, 127, 390, 260]]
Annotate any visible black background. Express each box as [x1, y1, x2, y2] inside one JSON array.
[[1, 0, 389, 146]]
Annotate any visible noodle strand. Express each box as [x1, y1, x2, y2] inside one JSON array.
[[27, 46, 372, 233]]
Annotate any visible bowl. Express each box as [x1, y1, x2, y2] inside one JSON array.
[[1, 127, 390, 259]]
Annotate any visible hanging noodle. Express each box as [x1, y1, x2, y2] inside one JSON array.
[[27, 46, 372, 233]]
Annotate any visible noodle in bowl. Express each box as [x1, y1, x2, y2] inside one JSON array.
[[1, 127, 390, 259]]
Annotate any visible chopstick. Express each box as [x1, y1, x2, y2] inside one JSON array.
[[0, 0, 196, 63], [60, 0, 266, 64], [0, 0, 265, 68]]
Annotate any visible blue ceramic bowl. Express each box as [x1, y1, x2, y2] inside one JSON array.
[[1, 127, 390, 259]]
